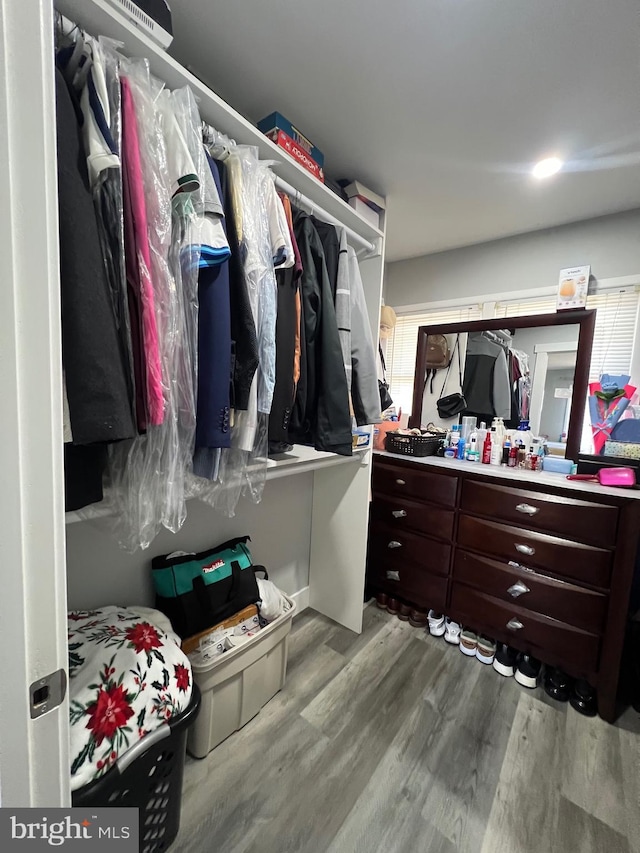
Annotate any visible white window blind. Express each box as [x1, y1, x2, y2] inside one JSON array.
[[386, 305, 482, 415], [586, 289, 639, 380], [495, 288, 640, 380]]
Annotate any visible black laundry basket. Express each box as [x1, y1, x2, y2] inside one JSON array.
[[73, 684, 201, 853]]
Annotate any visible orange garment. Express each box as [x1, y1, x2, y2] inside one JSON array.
[[279, 194, 302, 388]]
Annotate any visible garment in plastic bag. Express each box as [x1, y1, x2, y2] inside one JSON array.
[[105, 57, 199, 550]]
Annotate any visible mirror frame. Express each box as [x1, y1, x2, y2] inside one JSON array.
[[408, 309, 596, 461]]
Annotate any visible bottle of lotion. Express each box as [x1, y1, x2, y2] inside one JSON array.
[[490, 429, 503, 466]]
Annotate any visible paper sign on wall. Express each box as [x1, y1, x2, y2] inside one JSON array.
[[557, 265, 590, 310]]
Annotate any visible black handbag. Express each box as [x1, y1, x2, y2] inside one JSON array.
[[436, 334, 467, 419], [378, 344, 393, 412], [151, 536, 266, 638]]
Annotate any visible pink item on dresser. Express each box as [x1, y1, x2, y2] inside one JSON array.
[[121, 77, 164, 428]]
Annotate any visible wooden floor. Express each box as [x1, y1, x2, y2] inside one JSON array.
[[174, 605, 640, 853]]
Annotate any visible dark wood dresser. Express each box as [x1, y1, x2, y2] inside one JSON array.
[[367, 451, 640, 722]]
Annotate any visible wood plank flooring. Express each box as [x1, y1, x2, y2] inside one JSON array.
[[174, 605, 640, 853]]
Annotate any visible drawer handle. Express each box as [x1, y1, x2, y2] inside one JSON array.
[[392, 510, 407, 518], [516, 503, 539, 516], [515, 543, 535, 556], [506, 618, 524, 631], [508, 581, 530, 598], [386, 570, 400, 581], [395, 479, 406, 485], [388, 540, 403, 549]]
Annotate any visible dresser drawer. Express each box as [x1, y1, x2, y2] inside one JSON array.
[[369, 527, 451, 577], [462, 480, 618, 547], [371, 495, 455, 542], [450, 583, 600, 673], [453, 550, 608, 634], [458, 515, 612, 589], [369, 560, 448, 611], [372, 461, 458, 507]]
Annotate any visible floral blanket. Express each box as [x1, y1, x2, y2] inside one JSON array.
[[68, 606, 193, 791]]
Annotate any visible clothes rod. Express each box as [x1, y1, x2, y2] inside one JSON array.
[[274, 177, 377, 256]]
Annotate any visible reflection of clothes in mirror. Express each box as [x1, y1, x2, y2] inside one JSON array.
[[462, 332, 511, 420]]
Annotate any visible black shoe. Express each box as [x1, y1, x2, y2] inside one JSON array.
[[570, 678, 597, 716], [492, 643, 518, 677], [544, 667, 573, 702], [514, 653, 542, 689]]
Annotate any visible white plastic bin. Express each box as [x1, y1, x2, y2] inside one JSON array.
[[187, 597, 296, 758]]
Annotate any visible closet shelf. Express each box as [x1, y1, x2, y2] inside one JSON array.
[[55, 0, 385, 251], [65, 444, 370, 525]]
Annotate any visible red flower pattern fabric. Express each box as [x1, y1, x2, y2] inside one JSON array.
[[68, 606, 192, 791]]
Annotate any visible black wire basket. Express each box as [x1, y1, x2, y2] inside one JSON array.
[[72, 684, 201, 853], [384, 431, 444, 457]]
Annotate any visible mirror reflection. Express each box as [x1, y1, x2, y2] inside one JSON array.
[[422, 322, 583, 459]]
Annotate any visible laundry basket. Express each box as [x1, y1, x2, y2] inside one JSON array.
[[72, 685, 201, 853]]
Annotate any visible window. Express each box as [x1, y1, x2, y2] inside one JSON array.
[[495, 288, 640, 381], [386, 305, 482, 415]]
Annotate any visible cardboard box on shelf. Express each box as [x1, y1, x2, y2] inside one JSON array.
[[265, 128, 325, 183], [258, 111, 324, 165]]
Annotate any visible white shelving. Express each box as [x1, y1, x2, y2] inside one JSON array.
[[65, 444, 372, 524], [55, 0, 383, 250]]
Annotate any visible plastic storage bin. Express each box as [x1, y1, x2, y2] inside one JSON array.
[[187, 597, 297, 758], [73, 685, 201, 853]]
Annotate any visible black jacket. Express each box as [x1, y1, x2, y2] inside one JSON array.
[[290, 210, 352, 456]]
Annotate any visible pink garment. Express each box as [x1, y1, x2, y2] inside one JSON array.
[[121, 77, 164, 427]]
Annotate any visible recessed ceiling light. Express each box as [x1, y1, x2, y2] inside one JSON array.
[[532, 157, 563, 179]]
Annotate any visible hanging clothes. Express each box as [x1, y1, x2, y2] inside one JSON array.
[[291, 209, 352, 456], [347, 245, 382, 426], [55, 66, 135, 446], [462, 331, 511, 421], [269, 194, 303, 453], [121, 76, 165, 429]]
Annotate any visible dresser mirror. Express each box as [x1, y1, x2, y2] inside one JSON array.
[[409, 310, 596, 460]]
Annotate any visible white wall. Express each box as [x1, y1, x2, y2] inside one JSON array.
[[385, 209, 640, 307], [65, 474, 314, 611]]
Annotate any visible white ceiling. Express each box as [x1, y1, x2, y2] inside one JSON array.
[[169, 0, 640, 262]]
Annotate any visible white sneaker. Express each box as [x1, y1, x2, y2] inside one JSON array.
[[444, 618, 461, 645], [428, 610, 445, 637]]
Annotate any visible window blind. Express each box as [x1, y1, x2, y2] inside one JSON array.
[[496, 288, 640, 380], [386, 305, 482, 415]]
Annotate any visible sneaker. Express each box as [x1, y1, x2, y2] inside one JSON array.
[[514, 653, 542, 688], [428, 611, 446, 637], [459, 628, 478, 657], [444, 618, 461, 645], [569, 678, 597, 717], [408, 608, 428, 628], [386, 597, 400, 616], [544, 667, 573, 702], [476, 636, 497, 665], [398, 603, 412, 622], [493, 643, 518, 677]]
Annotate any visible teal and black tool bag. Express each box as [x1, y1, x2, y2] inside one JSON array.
[[151, 536, 266, 638]]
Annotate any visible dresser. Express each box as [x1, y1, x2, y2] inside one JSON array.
[[367, 451, 640, 722]]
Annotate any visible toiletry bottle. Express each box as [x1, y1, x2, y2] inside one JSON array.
[[517, 444, 526, 468], [467, 430, 478, 461], [502, 440, 511, 466], [477, 421, 488, 450], [490, 431, 503, 466], [517, 419, 531, 452], [508, 445, 517, 467], [482, 433, 492, 464], [457, 436, 466, 460], [450, 424, 460, 454]]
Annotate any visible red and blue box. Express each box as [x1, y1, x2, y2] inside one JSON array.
[[257, 112, 325, 183]]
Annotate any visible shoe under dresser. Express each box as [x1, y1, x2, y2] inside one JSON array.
[[366, 451, 640, 722]]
